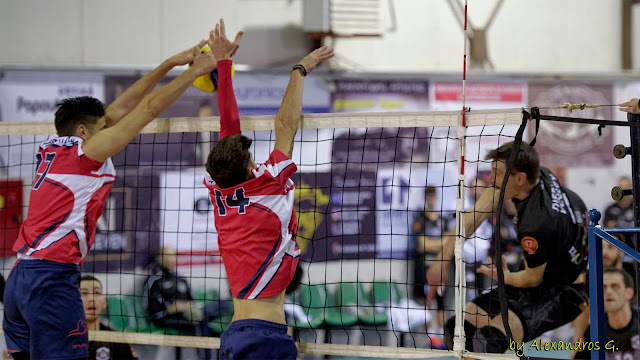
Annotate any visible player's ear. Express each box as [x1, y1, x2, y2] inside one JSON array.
[[76, 124, 88, 138], [516, 172, 527, 186], [625, 287, 634, 301]]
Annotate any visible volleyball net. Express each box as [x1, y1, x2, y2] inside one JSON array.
[[0, 109, 526, 359]]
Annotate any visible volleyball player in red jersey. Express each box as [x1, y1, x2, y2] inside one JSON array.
[[3, 39, 219, 360], [203, 19, 334, 359]]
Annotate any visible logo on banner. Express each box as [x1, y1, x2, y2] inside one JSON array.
[[521, 237, 538, 255]]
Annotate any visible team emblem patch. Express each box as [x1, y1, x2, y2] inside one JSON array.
[[96, 346, 110, 360], [521, 237, 538, 255]]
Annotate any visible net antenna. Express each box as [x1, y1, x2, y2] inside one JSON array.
[[446, 0, 505, 70]]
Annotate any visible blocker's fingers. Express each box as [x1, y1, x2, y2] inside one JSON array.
[[220, 18, 227, 38], [233, 31, 244, 45]]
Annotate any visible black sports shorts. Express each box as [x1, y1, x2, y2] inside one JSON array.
[[471, 283, 588, 342]]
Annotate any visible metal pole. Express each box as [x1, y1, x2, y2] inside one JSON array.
[[588, 209, 606, 360], [628, 113, 640, 231]]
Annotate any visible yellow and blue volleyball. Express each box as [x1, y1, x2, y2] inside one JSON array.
[[191, 46, 235, 92]]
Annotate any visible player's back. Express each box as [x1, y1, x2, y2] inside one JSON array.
[[204, 150, 300, 302], [517, 167, 588, 285], [14, 136, 115, 264]]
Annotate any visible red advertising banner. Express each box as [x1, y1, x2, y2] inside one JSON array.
[[0, 181, 23, 256], [433, 82, 526, 103]]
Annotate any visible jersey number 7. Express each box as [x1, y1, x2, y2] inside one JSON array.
[[214, 188, 250, 216], [33, 152, 57, 190]]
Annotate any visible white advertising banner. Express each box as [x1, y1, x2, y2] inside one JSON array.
[[0, 71, 105, 123], [159, 170, 220, 267]]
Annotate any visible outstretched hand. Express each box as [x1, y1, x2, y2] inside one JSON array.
[[169, 40, 208, 66], [208, 18, 243, 61], [476, 255, 510, 281], [297, 46, 335, 74], [619, 98, 640, 114], [190, 50, 217, 77]]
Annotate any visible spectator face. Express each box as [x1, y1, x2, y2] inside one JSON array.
[[80, 279, 106, 322], [160, 247, 178, 271], [425, 190, 437, 210], [602, 241, 623, 267], [603, 272, 633, 313], [617, 177, 633, 208]]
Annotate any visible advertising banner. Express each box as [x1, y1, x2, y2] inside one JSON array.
[[528, 84, 614, 167]]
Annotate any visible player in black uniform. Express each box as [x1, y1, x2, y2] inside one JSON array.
[[80, 275, 138, 360], [574, 268, 640, 359], [427, 141, 589, 354]]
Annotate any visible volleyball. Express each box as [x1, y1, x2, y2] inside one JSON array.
[[191, 46, 235, 92]]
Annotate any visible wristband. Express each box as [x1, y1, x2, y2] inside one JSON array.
[[292, 64, 307, 77]]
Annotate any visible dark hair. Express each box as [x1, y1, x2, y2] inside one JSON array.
[[425, 186, 437, 195], [80, 275, 102, 288], [206, 135, 253, 188], [54, 96, 106, 136], [604, 267, 634, 289], [485, 141, 540, 183]]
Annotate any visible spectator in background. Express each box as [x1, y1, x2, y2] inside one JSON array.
[[143, 247, 200, 336], [413, 186, 454, 330], [603, 176, 634, 243], [142, 248, 229, 334], [574, 268, 640, 359], [602, 236, 638, 295], [80, 275, 138, 360]]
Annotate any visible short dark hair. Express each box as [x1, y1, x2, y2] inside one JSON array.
[[54, 96, 106, 136], [80, 275, 102, 288], [604, 267, 634, 289], [425, 186, 437, 195], [206, 135, 253, 188], [485, 141, 540, 183]]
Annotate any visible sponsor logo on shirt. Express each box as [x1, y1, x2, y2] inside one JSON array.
[[521, 237, 538, 255]]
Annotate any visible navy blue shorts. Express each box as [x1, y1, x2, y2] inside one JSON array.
[[220, 319, 297, 360], [3, 259, 89, 360]]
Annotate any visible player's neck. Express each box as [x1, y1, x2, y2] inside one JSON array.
[[608, 304, 632, 330], [87, 318, 101, 331], [513, 179, 539, 201]]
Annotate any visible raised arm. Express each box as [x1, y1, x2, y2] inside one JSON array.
[[104, 40, 207, 128], [425, 186, 501, 286], [208, 19, 243, 139], [273, 46, 334, 158], [82, 49, 218, 162]]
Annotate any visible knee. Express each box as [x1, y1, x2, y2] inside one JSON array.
[[472, 326, 509, 354], [444, 316, 476, 351]]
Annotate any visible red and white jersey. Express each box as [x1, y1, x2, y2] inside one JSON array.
[[13, 136, 115, 264], [204, 149, 300, 299]]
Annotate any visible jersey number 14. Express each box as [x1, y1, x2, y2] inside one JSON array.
[[214, 188, 250, 216]]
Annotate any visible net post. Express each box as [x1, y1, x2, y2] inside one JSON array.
[[453, 1, 469, 358], [453, 115, 468, 358], [587, 209, 605, 360]]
